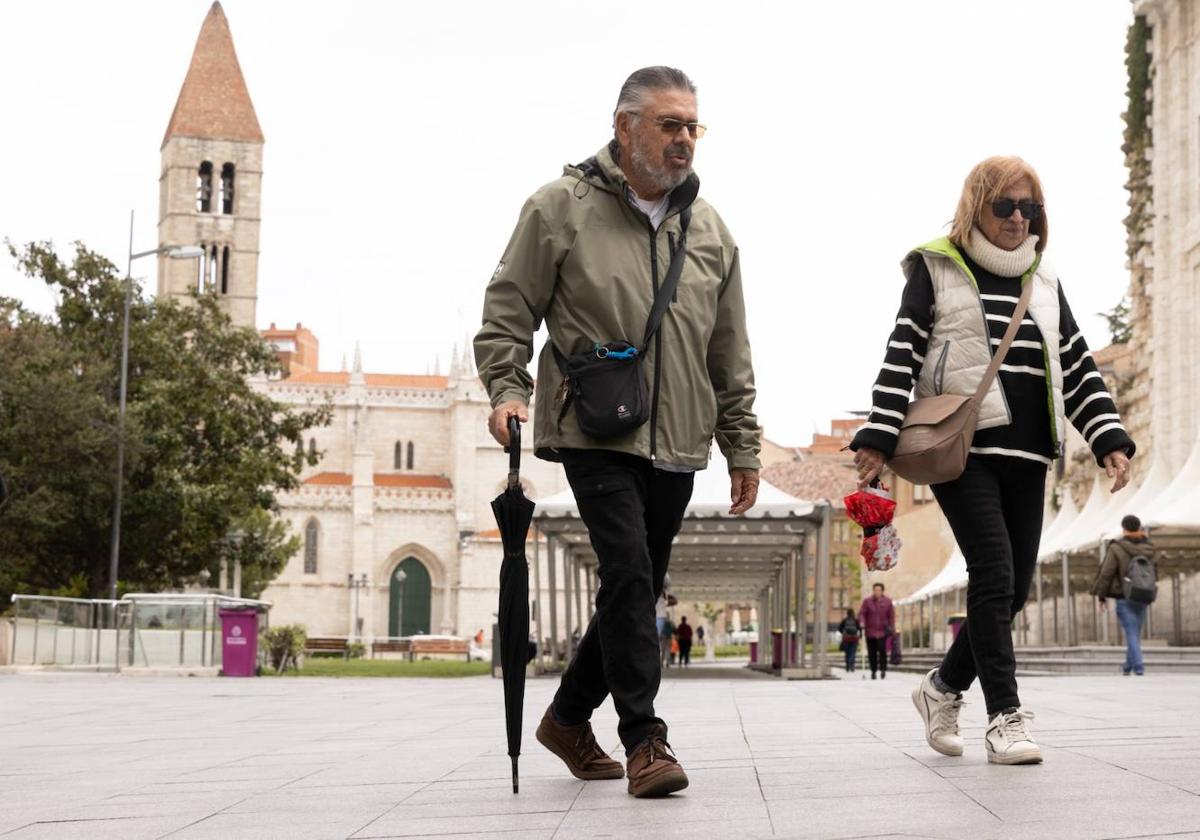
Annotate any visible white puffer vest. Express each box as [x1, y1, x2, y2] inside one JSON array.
[[911, 237, 1065, 452]]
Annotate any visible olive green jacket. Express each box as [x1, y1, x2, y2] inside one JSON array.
[[1091, 536, 1155, 599], [474, 142, 760, 471]]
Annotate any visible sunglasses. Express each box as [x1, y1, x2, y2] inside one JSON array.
[[632, 113, 707, 139], [990, 198, 1043, 221]]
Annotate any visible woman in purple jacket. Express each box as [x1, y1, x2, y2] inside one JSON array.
[[858, 583, 894, 680]]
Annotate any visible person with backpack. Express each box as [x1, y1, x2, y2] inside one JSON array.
[[837, 609, 861, 672], [1092, 514, 1156, 676]]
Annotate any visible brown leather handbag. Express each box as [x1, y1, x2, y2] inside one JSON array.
[[888, 272, 1035, 486]]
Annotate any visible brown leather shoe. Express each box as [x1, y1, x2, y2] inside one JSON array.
[[626, 727, 688, 797], [535, 705, 624, 780]]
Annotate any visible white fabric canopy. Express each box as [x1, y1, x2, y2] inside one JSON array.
[[1040, 487, 1080, 548], [1142, 428, 1200, 530], [906, 548, 966, 602], [1107, 453, 1172, 538], [1040, 474, 1107, 561]]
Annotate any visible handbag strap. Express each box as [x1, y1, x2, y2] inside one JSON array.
[[641, 206, 692, 349], [971, 258, 1039, 404], [550, 205, 692, 374]]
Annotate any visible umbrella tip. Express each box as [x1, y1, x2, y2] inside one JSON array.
[[512, 755, 519, 794]]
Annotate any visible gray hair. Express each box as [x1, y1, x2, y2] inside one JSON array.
[[613, 66, 697, 135]]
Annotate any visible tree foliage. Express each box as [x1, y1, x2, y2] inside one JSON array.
[[1099, 296, 1133, 346], [0, 241, 330, 605]]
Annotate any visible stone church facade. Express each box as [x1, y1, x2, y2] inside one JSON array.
[[157, 3, 571, 641]]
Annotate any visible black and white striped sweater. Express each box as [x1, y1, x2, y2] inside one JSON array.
[[851, 250, 1135, 466]]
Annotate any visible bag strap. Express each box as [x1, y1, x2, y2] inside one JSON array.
[[550, 206, 693, 373], [641, 206, 692, 349], [971, 259, 1039, 404]]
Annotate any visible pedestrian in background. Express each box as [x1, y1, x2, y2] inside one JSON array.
[[837, 609, 861, 673], [676, 617, 693, 667], [858, 584, 894, 680], [852, 156, 1135, 765], [1092, 514, 1156, 676]]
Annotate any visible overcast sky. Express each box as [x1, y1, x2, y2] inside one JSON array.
[[0, 1, 1134, 447]]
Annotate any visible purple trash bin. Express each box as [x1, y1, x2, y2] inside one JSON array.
[[218, 608, 260, 677]]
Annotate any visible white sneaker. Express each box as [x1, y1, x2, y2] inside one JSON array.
[[985, 709, 1043, 765], [911, 669, 964, 756]]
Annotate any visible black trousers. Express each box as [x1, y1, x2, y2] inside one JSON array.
[[866, 636, 888, 675], [932, 454, 1046, 714], [679, 640, 691, 666], [552, 451, 694, 751]]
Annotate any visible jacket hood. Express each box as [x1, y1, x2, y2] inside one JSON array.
[[564, 140, 700, 211]]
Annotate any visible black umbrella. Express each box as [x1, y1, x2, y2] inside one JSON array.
[[491, 416, 534, 794]]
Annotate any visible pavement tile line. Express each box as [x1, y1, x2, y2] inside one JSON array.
[[731, 681, 776, 837], [4, 672, 1200, 839]]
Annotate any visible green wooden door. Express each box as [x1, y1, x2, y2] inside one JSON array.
[[389, 557, 431, 637]]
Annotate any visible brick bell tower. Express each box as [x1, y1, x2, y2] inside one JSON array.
[[157, 2, 264, 328]]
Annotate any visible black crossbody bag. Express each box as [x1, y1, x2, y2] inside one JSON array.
[[553, 207, 691, 440]]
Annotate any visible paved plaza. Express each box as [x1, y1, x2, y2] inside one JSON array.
[[1, 666, 1199, 839]]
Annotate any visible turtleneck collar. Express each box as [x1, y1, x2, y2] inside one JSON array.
[[965, 227, 1039, 278]]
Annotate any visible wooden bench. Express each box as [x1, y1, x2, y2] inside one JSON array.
[[370, 639, 411, 659], [303, 637, 350, 659], [409, 638, 470, 661]]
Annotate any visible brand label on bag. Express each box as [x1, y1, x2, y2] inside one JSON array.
[[617, 404, 630, 418]]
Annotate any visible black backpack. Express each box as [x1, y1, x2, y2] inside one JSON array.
[[1122, 546, 1157, 605]]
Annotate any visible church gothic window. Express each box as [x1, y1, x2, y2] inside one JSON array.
[[220, 163, 235, 214], [221, 245, 230, 294], [406, 442, 415, 470], [303, 519, 319, 574], [196, 161, 213, 212], [394, 441, 403, 470], [308, 438, 317, 459]]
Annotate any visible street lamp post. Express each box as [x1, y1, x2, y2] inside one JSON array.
[[347, 572, 369, 641], [107, 209, 203, 600], [394, 568, 407, 640]]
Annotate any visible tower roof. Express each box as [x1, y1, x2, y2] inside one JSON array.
[[162, 2, 264, 148]]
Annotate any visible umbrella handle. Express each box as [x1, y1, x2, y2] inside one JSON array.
[[506, 416, 521, 489]]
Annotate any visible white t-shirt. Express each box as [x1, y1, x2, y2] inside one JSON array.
[[630, 192, 669, 230]]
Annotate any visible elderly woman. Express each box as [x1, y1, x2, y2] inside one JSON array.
[[850, 156, 1134, 765]]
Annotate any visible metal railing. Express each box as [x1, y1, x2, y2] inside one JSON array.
[[8, 593, 270, 671]]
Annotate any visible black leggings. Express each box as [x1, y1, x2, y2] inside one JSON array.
[[932, 454, 1046, 714]]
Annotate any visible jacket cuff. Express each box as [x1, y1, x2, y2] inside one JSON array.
[[491, 389, 530, 410], [727, 452, 762, 471], [850, 429, 898, 459]]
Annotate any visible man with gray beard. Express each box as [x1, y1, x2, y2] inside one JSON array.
[[475, 66, 760, 798]]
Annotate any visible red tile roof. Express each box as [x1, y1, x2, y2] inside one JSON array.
[[763, 456, 857, 506], [302, 472, 452, 489], [284, 371, 450, 389], [162, 3, 264, 148]]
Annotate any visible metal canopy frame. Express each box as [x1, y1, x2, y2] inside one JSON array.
[[531, 503, 834, 678]]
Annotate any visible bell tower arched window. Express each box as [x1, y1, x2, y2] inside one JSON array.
[[394, 441, 403, 470], [308, 438, 317, 459], [196, 161, 213, 212], [220, 163, 235, 214], [406, 442, 415, 470], [221, 245, 230, 294]]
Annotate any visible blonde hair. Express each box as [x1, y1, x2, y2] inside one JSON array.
[[949, 156, 1048, 253]]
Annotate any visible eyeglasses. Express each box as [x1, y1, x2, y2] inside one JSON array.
[[632, 113, 707, 139], [990, 198, 1043, 221]]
